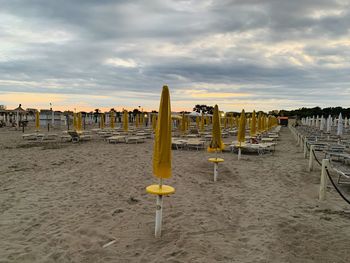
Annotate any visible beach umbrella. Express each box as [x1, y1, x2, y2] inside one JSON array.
[[196, 116, 200, 129], [229, 116, 234, 129], [237, 109, 246, 160], [200, 113, 205, 132], [35, 110, 40, 132], [208, 105, 225, 153], [110, 111, 115, 129], [73, 112, 77, 131], [181, 113, 186, 134], [337, 113, 343, 137], [100, 113, 105, 129], [207, 105, 225, 182], [146, 85, 175, 238], [257, 113, 262, 133], [77, 112, 82, 132], [250, 110, 257, 137], [123, 110, 128, 132], [152, 114, 157, 132]]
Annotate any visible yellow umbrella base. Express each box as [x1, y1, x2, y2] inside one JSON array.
[[208, 158, 224, 163], [146, 185, 175, 195]]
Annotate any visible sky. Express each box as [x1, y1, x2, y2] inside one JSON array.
[[0, 0, 350, 112]]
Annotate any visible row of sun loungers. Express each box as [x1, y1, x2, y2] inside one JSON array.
[[294, 124, 350, 184]]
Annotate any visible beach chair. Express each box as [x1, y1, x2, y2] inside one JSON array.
[[126, 136, 145, 144], [68, 131, 92, 143], [107, 135, 126, 144], [22, 133, 39, 140], [186, 139, 205, 151]]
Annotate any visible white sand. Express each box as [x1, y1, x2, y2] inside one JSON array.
[[1, 127, 350, 262]]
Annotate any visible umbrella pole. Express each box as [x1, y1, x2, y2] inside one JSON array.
[[238, 142, 242, 160], [155, 195, 163, 238], [155, 179, 163, 238], [214, 150, 218, 182]]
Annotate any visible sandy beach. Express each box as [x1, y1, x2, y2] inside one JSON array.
[[1, 127, 350, 263]]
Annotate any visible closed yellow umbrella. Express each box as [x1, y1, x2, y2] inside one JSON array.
[[196, 116, 200, 129], [147, 85, 175, 238], [237, 109, 246, 144], [73, 112, 77, 131], [250, 110, 257, 137], [208, 104, 224, 182], [110, 111, 115, 129], [35, 110, 40, 131], [257, 112, 262, 133], [224, 115, 227, 129], [152, 114, 157, 131], [237, 109, 246, 160], [135, 114, 139, 128], [206, 116, 209, 126], [100, 113, 105, 129], [123, 110, 128, 132], [208, 105, 224, 153], [181, 113, 186, 134], [200, 113, 205, 132], [77, 112, 82, 132]]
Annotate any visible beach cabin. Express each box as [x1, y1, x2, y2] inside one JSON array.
[[278, 116, 288, 126]]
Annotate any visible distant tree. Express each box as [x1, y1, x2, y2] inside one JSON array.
[[193, 105, 214, 114], [132, 108, 141, 116]]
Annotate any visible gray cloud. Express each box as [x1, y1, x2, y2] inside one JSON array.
[[0, 0, 349, 110]]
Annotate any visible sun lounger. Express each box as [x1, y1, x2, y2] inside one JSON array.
[[107, 135, 126, 144], [126, 136, 145, 144], [172, 138, 188, 150], [68, 131, 92, 143], [186, 139, 205, 150], [22, 133, 39, 140]]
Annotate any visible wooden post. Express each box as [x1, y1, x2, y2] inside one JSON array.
[[308, 145, 315, 172], [303, 138, 308, 159], [319, 159, 329, 201]]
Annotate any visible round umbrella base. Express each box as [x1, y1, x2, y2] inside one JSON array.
[[146, 184, 175, 195]]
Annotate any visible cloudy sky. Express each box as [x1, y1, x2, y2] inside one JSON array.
[[0, 0, 349, 112]]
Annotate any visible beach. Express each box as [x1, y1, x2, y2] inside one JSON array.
[[1, 127, 350, 263]]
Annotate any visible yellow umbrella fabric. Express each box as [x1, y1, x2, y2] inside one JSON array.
[[100, 113, 105, 129], [250, 110, 257, 137], [153, 85, 172, 179], [257, 112, 262, 133], [208, 105, 224, 153], [235, 116, 239, 127], [152, 114, 157, 131], [123, 110, 128, 132], [73, 112, 77, 131], [110, 111, 115, 129], [77, 112, 83, 131], [181, 113, 186, 134], [196, 116, 200, 129], [237, 109, 246, 144], [206, 116, 209, 126], [35, 111, 40, 131], [200, 113, 205, 132], [136, 114, 139, 128]]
